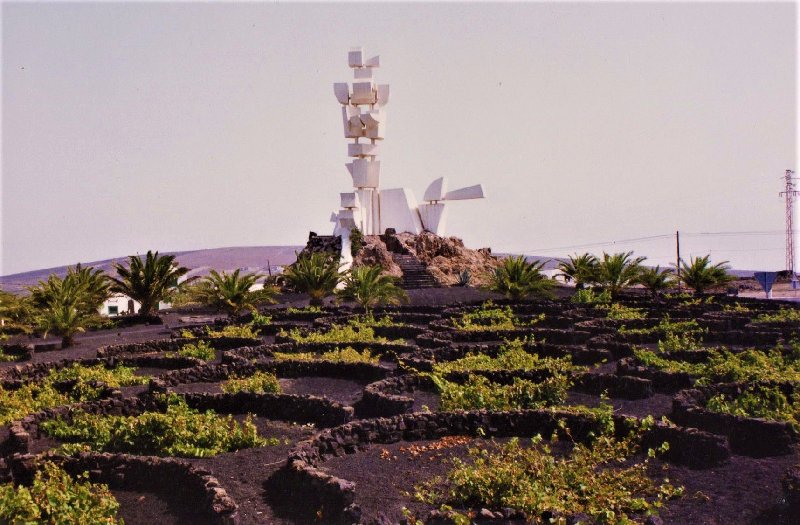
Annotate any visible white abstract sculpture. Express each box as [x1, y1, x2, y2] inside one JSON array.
[[330, 48, 486, 266]]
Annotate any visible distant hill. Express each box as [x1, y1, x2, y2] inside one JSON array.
[[0, 246, 302, 293]]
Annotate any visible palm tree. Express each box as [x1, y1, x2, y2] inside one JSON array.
[[557, 253, 599, 289], [488, 255, 554, 300], [636, 265, 674, 297], [597, 251, 646, 298], [338, 265, 408, 314], [39, 301, 85, 347], [193, 269, 277, 316], [0, 290, 35, 335], [109, 251, 189, 316], [283, 252, 342, 307], [29, 264, 110, 316], [678, 255, 734, 294]]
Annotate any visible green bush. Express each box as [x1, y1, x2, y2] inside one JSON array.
[[42, 395, 273, 458], [273, 346, 378, 364], [415, 430, 681, 523], [206, 324, 261, 339], [278, 324, 399, 344], [570, 288, 611, 305], [0, 364, 147, 425], [705, 385, 800, 428], [432, 375, 571, 411], [221, 371, 281, 394], [0, 461, 121, 524], [169, 340, 215, 361], [618, 315, 704, 337], [286, 306, 323, 314], [597, 303, 645, 321], [433, 339, 580, 376], [634, 344, 800, 384], [452, 302, 543, 332], [753, 308, 800, 324]]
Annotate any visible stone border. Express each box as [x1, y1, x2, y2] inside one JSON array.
[[670, 384, 799, 457], [277, 409, 729, 524], [617, 357, 695, 394], [97, 337, 262, 358], [5, 390, 353, 457], [0, 356, 200, 384], [153, 359, 389, 389], [6, 451, 238, 525], [0, 343, 32, 362]]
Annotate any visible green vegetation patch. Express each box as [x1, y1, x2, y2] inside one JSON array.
[[570, 288, 612, 305], [0, 364, 147, 425], [634, 343, 800, 385], [221, 371, 281, 394], [414, 428, 681, 524], [168, 340, 216, 361], [206, 324, 261, 339], [0, 461, 122, 525], [618, 315, 704, 337], [278, 324, 400, 345], [431, 374, 571, 411], [433, 339, 581, 376], [753, 308, 800, 324], [42, 395, 273, 458], [706, 385, 800, 429], [273, 346, 378, 364], [596, 303, 646, 321], [451, 302, 543, 332]]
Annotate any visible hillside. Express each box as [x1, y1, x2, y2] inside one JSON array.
[[0, 246, 302, 293]]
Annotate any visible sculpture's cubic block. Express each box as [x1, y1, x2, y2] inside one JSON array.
[[444, 184, 486, 201], [363, 109, 386, 140], [347, 159, 380, 188], [423, 177, 448, 202], [348, 48, 364, 68], [380, 188, 423, 235], [333, 83, 350, 105], [341, 106, 364, 138], [351, 81, 376, 105], [337, 208, 357, 228], [354, 68, 373, 80], [348, 142, 380, 157], [418, 202, 448, 236], [340, 192, 360, 209]]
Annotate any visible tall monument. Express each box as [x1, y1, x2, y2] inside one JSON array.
[[330, 47, 486, 267]]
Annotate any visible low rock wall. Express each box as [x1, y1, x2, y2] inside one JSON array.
[[279, 409, 729, 523], [671, 386, 798, 457], [7, 452, 238, 525]]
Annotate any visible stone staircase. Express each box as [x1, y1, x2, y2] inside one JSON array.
[[393, 254, 439, 289]]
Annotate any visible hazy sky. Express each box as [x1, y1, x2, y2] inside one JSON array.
[[2, 2, 796, 276]]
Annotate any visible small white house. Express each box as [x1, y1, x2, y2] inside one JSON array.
[[99, 294, 170, 317]]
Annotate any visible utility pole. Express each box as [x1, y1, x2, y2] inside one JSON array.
[[780, 170, 798, 288], [676, 230, 681, 291]]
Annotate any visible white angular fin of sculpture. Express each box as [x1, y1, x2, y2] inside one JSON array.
[[418, 202, 448, 235], [365, 55, 380, 67], [376, 84, 390, 106], [423, 177, 448, 202], [333, 83, 350, 105], [380, 188, 423, 235], [444, 184, 485, 201]]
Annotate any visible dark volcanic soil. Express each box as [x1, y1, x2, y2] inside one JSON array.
[[279, 377, 368, 406]]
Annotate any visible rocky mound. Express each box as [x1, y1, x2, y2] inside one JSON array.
[[354, 231, 499, 286]]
